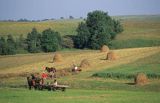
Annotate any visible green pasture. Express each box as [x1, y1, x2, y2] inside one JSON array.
[[0, 88, 160, 103]]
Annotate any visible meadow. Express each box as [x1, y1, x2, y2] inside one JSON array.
[[0, 15, 160, 103]]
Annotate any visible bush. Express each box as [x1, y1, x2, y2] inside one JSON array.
[[62, 36, 74, 48]]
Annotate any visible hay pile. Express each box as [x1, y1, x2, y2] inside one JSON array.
[[100, 45, 109, 52], [134, 73, 148, 85], [53, 53, 62, 62], [106, 51, 117, 60], [80, 59, 90, 68]]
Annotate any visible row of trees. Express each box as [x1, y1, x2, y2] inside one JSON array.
[[0, 28, 62, 55], [0, 10, 123, 55], [0, 35, 16, 55]]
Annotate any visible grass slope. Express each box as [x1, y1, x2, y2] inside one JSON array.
[[93, 52, 160, 79], [110, 15, 160, 49]]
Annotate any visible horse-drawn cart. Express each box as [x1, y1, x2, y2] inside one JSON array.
[[27, 74, 69, 92], [43, 84, 69, 91]]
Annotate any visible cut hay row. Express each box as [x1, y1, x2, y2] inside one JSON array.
[[0, 47, 159, 76]]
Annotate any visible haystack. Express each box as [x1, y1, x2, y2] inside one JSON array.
[[106, 51, 117, 60], [100, 45, 109, 52], [80, 59, 90, 68], [53, 53, 62, 62], [134, 73, 148, 85]]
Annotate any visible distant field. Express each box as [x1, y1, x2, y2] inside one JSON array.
[[0, 19, 82, 37], [110, 15, 160, 49]]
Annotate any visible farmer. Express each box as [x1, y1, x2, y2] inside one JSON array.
[[74, 66, 78, 71], [41, 71, 48, 79], [53, 79, 57, 86]]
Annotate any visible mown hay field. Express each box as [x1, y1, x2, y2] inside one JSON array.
[[0, 47, 160, 102]]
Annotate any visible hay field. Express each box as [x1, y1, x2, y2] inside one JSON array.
[[0, 46, 160, 102], [0, 46, 159, 79]]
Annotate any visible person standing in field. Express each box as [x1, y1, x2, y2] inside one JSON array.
[[41, 71, 48, 79], [53, 79, 57, 86]]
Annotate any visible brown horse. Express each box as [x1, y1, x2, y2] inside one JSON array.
[[45, 67, 57, 78], [27, 74, 44, 90], [45, 67, 56, 73]]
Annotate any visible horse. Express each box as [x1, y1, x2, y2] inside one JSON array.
[[27, 74, 44, 90], [45, 67, 56, 73]]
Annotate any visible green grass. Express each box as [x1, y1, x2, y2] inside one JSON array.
[[93, 52, 160, 79], [110, 39, 160, 49], [0, 88, 160, 103], [110, 15, 160, 49]]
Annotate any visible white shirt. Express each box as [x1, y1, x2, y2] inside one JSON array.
[[75, 66, 78, 70]]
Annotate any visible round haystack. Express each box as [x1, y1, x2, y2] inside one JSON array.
[[100, 45, 109, 52], [134, 73, 148, 85], [80, 59, 90, 68], [106, 51, 117, 60], [53, 53, 62, 62]]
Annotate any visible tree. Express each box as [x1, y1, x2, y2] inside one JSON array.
[[41, 28, 62, 52], [62, 36, 74, 48], [69, 16, 74, 19], [60, 17, 64, 19], [16, 34, 28, 53], [0, 37, 7, 55], [26, 28, 41, 53], [74, 22, 90, 48], [76, 10, 123, 49], [6, 35, 16, 55]]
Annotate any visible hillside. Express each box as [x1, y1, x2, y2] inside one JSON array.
[[0, 15, 160, 49]]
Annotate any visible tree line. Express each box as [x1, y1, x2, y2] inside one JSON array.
[[0, 28, 62, 55], [0, 10, 123, 55]]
